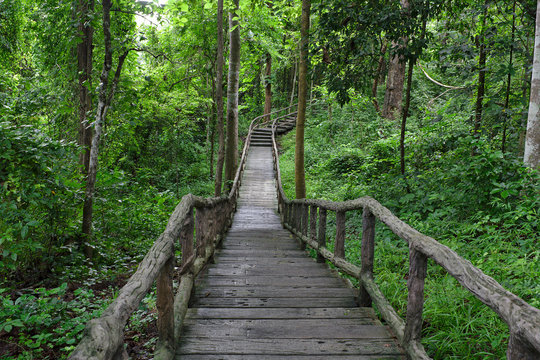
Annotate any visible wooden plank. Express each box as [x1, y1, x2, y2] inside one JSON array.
[[181, 319, 393, 339], [178, 355, 404, 360], [206, 266, 332, 277], [190, 297, 357, 308], [177, 338, 403, 356], [193, 287, 354, 298], [200, 275, 347, 287], [186, 307, 378, 320], [216, 249, 307, 258]]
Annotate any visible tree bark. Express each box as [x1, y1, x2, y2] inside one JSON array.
[[77, 0, 95, 174], [502, 0, 516, 154], [382, 0, 410, 120], [82, 0, 130, 257], [400, 58, 414, 176], [264, 52, 272, 122], [372, 42, 387, 114], [214, 0, 226, 196], [224, 0, 240, 190], [295, 0, 310, 199], [524, 0, 540, 168], [473, 0, 488, 137]]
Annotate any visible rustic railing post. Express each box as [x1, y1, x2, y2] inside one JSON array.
[[196, 207, 208, 258], [294, 203, 301, 232], [359, 207, 375, 307], [403, 247, 428, 346], [335, 211, 346, 258], [181, 207, 194, 266], [309, 205, 317, 242], [302, 203, 308, 237], [317, 208, 327, 263], [156, 255, 174, 357]]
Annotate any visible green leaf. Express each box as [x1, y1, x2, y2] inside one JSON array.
[[21, 225, 28, 239], [501, 190, 510, 199]]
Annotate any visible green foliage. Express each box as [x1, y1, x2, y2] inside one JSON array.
[[0, 122, 81, 279]]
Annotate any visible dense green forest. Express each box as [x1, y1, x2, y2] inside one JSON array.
[[0, 0, 539, 358]]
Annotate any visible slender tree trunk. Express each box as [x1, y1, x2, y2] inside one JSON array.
[[290, 58, 297, 107], [264, 53, 272, 122], [524, 0, 540, 168], [207, 74, 216, 178], [82, 0, 130, 257], [372, 42, 387, 114], [77, 0, 95, 174], [473, 0, 488, 137], [401, 58, 414, 176], [295, 0, 310, 199], [214, 0, 225, 196], [224, 0, 241, 190], [502, 0, 517, 153]]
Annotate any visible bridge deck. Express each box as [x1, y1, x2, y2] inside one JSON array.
[[176, 143, 405, 359]]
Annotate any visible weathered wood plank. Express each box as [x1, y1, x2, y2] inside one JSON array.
[[181, 319, 392, 339], [193, 287, 354, 298], [199, 275, 347, 287], [177, 338, 403, 356], [186, 307, 378, 320], [190, 297, 357, 308], [178, 355, 404, 360]]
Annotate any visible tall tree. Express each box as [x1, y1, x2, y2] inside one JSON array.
[[77, 0, 95, 174], [82, 0, 132, 256], [264, 52, 272, 122], [295, 0, 310, 199], [473, 0, 489, 137], [224, 0, 240, 190], [524, 0, 540, 168], [214, 0, 226, 196], [382, 0, 409, 120]]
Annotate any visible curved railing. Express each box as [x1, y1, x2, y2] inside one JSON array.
[[269, 116, 540, 359]]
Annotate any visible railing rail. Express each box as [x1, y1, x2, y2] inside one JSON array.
[[270, 115, 540, 359], [69, 103, 299, 360]]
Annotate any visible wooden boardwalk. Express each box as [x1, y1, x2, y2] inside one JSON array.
[[176, 138, 405, 359]]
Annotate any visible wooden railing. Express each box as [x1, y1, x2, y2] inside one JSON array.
[[270, 118, 540, 359], [68, 105, 290, 360]]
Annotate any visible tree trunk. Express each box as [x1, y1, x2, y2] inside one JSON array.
[[264, 52, 272, 122], [77, 0, 95, 174], [502, 0, 516, 154], [295, 0, 310, 199], [82, 0, 130, 257], [224, 0, 240, 190], [214, 0, 225, 196], [473, 0, 488, 137], [524, 0, 540, 168], [372, 42, 387, 114], [382, 44, 406, 120], [400, 58, 414, 176]]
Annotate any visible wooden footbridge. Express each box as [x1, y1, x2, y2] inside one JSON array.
[[70, 105, 540, 360]]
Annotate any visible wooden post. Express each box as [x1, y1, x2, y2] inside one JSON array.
[[507, 332, 540, 359], [403, 247, 428, 345], [359, 207, 375, 307], [309, 205, 317, 241], [335, 211, 346, 258], [196, 207, 207, 258], [302, 203, 308, 236], [181, 207, 194, 267], [317, 208, 327, 263], [156, 255, 174, 356]]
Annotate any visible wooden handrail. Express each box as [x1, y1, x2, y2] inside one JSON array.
[[270, 114, 540, 359], [68, 103, 306, 360]]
